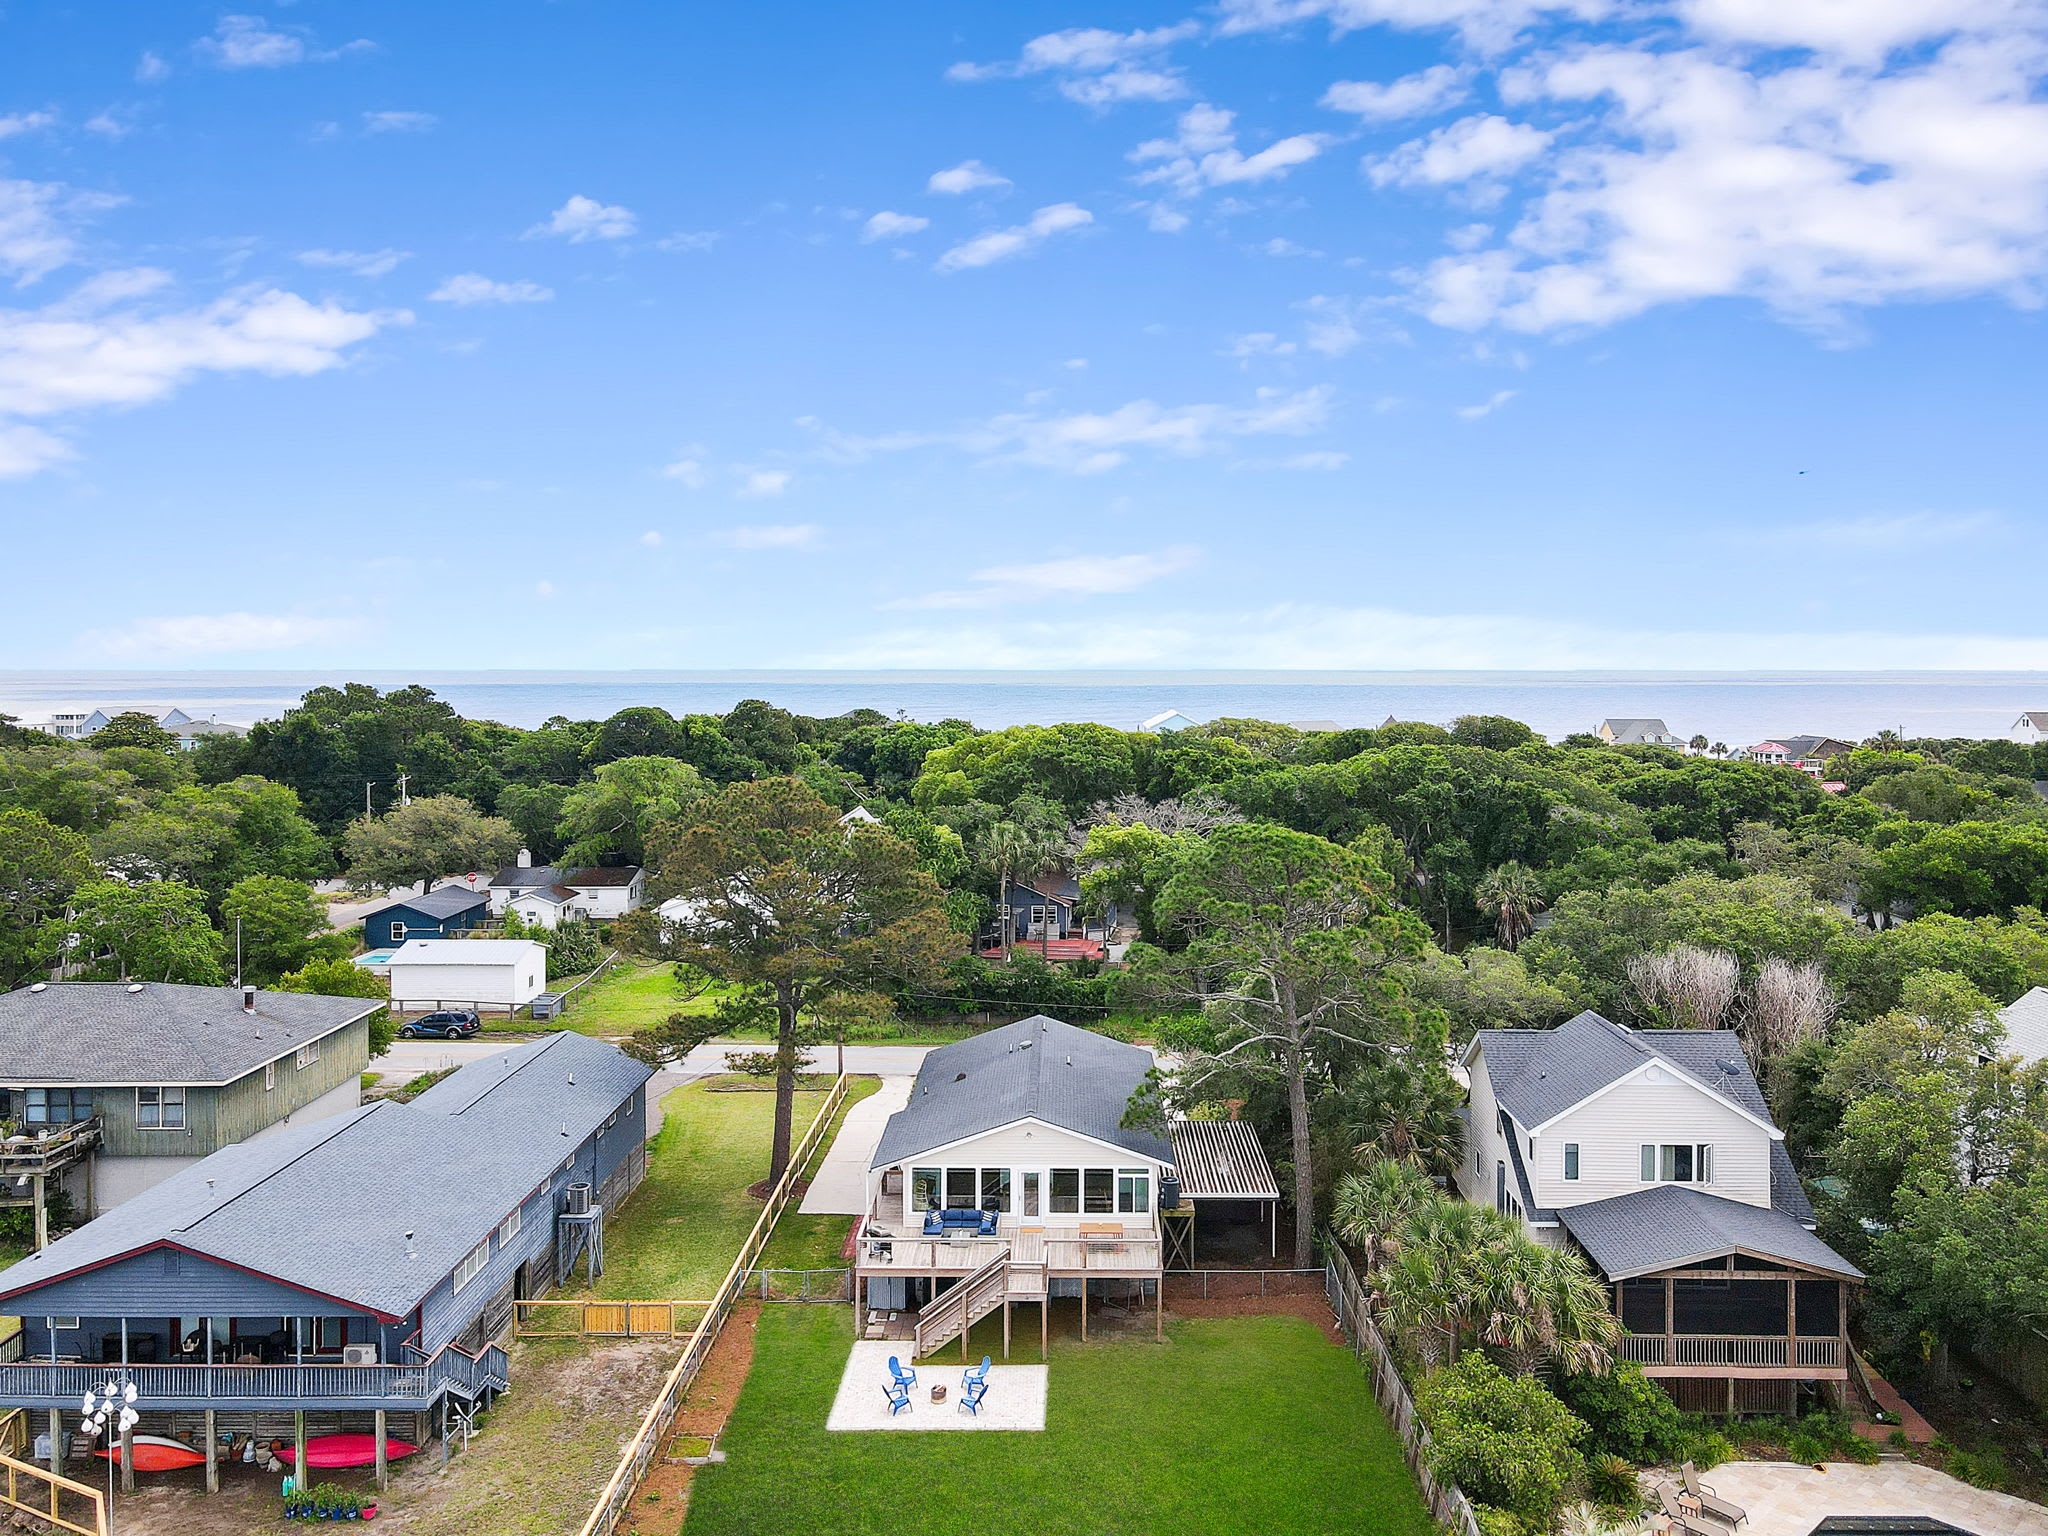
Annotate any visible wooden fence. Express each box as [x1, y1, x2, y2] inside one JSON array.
[[1323, 1242, 1485, 1536], [0, 1450, 108, 1536], [572, 1071, 850, 1536], [514, 1299, 713, 1338]]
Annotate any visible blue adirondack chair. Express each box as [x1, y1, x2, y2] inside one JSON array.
[[958, 1377, 989, 1417], [962, 1355, 991, 1388], [882, 1380, 912, 1416], [888, 1356, 917, 1390]]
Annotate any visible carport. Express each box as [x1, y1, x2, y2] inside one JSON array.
[[1165, 1119, 1281, 1267]]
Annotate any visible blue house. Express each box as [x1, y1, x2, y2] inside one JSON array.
[[0, 1032, 650, 1488], [359, 887, 490, 950]]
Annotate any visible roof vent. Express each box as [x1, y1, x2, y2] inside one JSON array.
[[1019, 1040, 1034, 1050], [1065, 1055, 1073, 1067], [27, 982, 45, 993], [126, 984, 144, 994], [955, 1072, 967, 1083]]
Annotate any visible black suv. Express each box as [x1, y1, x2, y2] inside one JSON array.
[[398, 1010, 481, 1040]]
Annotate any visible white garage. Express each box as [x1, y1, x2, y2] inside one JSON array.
[[385, 938, 549, 1015]]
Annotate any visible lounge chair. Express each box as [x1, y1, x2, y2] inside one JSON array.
[[1659, 1485, 1728, 1536], [958, 1378, 988, 1417], [888, 1356, 917, 1390], [962, 1356, 991, 1388], [882, 1381, 911, 1417], [1681, 1463, 1746, 1527]]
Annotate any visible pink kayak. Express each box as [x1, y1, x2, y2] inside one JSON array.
[[278, 1435, 419, 1469]]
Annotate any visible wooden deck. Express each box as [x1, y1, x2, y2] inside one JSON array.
[[855, 1227, 1162, 1278]]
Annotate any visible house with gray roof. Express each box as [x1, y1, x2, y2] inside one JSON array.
[[1458, 1010, 1861, 1417], [1996, 986, 2048, 1067], [855, 1015, 1275, 1356], [0, 982, 382, 1217], [1598, 718, 1686, 748], [0, 1031, 650, 1488], [485, 855, 645, 925]]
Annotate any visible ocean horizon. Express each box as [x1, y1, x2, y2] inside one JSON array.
[[6, 668, 2048, 746]]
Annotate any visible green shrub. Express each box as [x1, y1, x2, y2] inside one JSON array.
[[1585, 1452, 1641, 1511], [1418, 1355, 1588, 1534], [1473, 1506, 1530, 1536], [1947, 1448, 2008, 1490], [0, 1186, 75, 1245], [1677, 1430, 1736, 1471], [1555, 1361, 1696, 1464]]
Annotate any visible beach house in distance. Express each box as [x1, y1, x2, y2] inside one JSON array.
[[1598, 719, 1687, 748], [0, 1033, 650, 1491], [1459, 1011, 1861, 1416], [855, 1016, 1277, 1358]]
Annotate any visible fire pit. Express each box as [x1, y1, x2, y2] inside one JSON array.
[[930, 1385, 947, 1404]]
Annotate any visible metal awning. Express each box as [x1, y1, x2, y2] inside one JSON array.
[[1168, 1120, 1279, 1201]]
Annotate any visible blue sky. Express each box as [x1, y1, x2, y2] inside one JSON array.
[[2, 0, 2045, 672]]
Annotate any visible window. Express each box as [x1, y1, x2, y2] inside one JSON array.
[[1640, 1144, 1713, 1183], [1116, 1169, 1150, 1214], [452, 1239, 491, 1293], [978, 1168, 1011, 1213], [295, 1038, 320, 1069], [1050, 1168, 1080, 1215], [264, 1061, 275, 1092], [47, 1317, 79, 1331], [316, 1318, 346, 1351], [1495, 1161, 1508, 1212], [498, 1207, 523, 1246], [24, 1088, 91, 1126], [910, 1167, 941, 1211], [944, 1168, 977, 1209], [389, 922, 407, 943], [1083, 1168, 1114, 1214], [136, 1086, 185, 1130], [1563, 1143, 1580, 1181]]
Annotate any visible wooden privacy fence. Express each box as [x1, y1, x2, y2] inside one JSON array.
[[514, 1299, 712, 1338], [573, 1071, 850, 1536], [1323, 1242, 1485, 1536], [0, 1450, 108, 1536]]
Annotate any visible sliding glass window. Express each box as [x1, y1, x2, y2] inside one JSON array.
[[1050, 1168, 1080, 1214]]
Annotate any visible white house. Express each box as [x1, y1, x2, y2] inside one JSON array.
[[27, 706, 247, 752], [1598, 718, 1686, 748], [2010, 713, 2048, 745], [1138, 710, 1200, 734], [384, 939, 548, 1015], [1458, 1010, 1861, 1416], [486, 857, 645, 925], [855, 1015, 1276, 1354], [1997, 987, 2048, 1067]]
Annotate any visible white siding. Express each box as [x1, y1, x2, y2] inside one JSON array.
[[573, 876, 642, 918], [387, 958, 545, 1008], [1457, 1054, 1524, 1218], [1532, 1068, 1774, 1211], [879, 1118, 1166, 1233]]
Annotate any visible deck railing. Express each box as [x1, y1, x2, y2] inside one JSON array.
[[1618, 1335, 1843, 1369], [0, 1338, 507, 1407], [857, 1231, 1163, 1273]]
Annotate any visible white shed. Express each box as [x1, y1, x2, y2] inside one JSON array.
[[385, 938, 548, 1015]]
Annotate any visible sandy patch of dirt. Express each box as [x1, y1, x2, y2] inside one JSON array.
[[621, 1301, 765, 1536]]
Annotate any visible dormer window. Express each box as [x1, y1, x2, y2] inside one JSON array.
[[1641, 1143, 1713, 1183]]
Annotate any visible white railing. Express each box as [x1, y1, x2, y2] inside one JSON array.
[[912, 1247, 1012, 1358], [857, 1232, 1162, 1273], [1620, 1335, 1843, 1369]]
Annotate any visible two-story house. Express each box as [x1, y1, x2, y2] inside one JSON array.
[[1457, 1010, 1862, 1417], [484, 858, 645, 927], [0, 1031, 650, 1493], [856, 1014, 1276, 1358], [0, 982, 381, 1222]]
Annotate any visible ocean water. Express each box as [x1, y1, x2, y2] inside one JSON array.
[[4, 669, 2048, 746]]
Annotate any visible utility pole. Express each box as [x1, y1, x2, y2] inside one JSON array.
[[364, 781, 378, 820], [395, 770, 412, 808]]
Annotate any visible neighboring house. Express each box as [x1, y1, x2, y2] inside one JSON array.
[[384, 939, 547, 1015], [839, 806, 883, 827], [1747, 735, 1855, 775], [486, 857, 645, 922], [1139, 710, 1200, 733], [0, 983, 378, 1216], [1288, 719, 1342, 732], [1598, 718, 1687, 748], [26, 707, 248, 751], [0, 1032, 650, 1485], [990, 875, 1123, 948], [1997, 987, 2048, 1067], [856, 1015, 1276, 1354], [1457, 1010, 1862, 1416], [360, 887, 489, 950], [2010, 713, 2048, 745]]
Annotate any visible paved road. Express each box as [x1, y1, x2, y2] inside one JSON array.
[[371, 1036, 937, 1081]]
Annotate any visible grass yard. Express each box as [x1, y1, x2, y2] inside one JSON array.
[[483, 960, 720, 1037], [560, 1076, 878, 1300], [685, 1306, 1435, 1536]]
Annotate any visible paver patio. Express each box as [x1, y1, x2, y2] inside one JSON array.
[[825, 1341, 1047, 1431], [1703, 1460, 2048, 1536]]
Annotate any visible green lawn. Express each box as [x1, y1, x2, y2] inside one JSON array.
[[561, 1076, 878, 1300], [482, 960, 720, 1037], [685, 1306, 1435, 1536]]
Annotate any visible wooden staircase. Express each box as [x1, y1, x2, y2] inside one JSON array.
[[913, 1247, 1012, 1358]]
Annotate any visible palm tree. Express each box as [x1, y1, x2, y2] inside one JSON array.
[[1865, 729, 1904, 751], [1330, 1156, 1437, 1273], [1710, 741, 1729, 758], [977, 822, 1061, 959], [1375, 1244, 1467, 1370], [1335, 1057, 1467, 1178], [1397, 1198, 1520, 1363], [1688, 734, 1708, 755], [1474, 861, 1547, 950], [1477, 1245, 1621, 1378]]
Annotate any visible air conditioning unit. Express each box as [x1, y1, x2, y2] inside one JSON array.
[[342, 1344, 379, 1366], [563, 1182, 592, 1215]]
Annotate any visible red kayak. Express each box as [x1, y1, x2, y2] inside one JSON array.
[[278, 1435, 420, 1469], [94, 1435, 206, 1472]]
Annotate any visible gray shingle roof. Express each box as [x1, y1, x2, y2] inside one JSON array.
[[1556, 1185, 1862, 1280], [0, 983, 381, 1086], [871, 1015, 1169, 1169], [1477, 1012, 1773, 1132], [0, 1032, 652, 1319], [363, 887, 488, 921], [489, 865, 639, 890], [1998, 985, 2048, 1066]]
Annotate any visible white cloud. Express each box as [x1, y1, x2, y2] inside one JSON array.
[[736, 469, 794, 499], [936, 203, 1093, 272], [1752, 510, 2001, 549], [640, 530, 664, 547], [79, 612, 363, 660], [1322, 66, 1469, 121], [0, 270, 406, 478], [948, 24, 1198, 106], [862, 211, 930, 243], [535, 581, 556, 598], [1214, 0, 1614, 52], [712, 522, 819, 549], [197, 14, 371, 69], [1369, 114, 1553, 190], [656, 230, 722, 253], [526, 195, 638, 243], [0, 179, 112, 285], [297, 248, 411, 278], [1133, 104, 1330, 196], [1678, 0, 2020, 58], [661, 450, 708, 487], [888, 546, 1200, 609], [0, 112, 57, 140], [135, 51, 171, 83], [363, 110, 437, 134], [428, 273, 554, 305], [927, 160, 1012, 195], [0, 423, 71, 477], [1456, 388, 1519, 418]]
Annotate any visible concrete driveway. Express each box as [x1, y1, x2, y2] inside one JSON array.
[[799, 1076, 913, 1215]]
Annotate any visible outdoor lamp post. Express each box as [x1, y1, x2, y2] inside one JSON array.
[[81, 1377, 138, 1530]]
